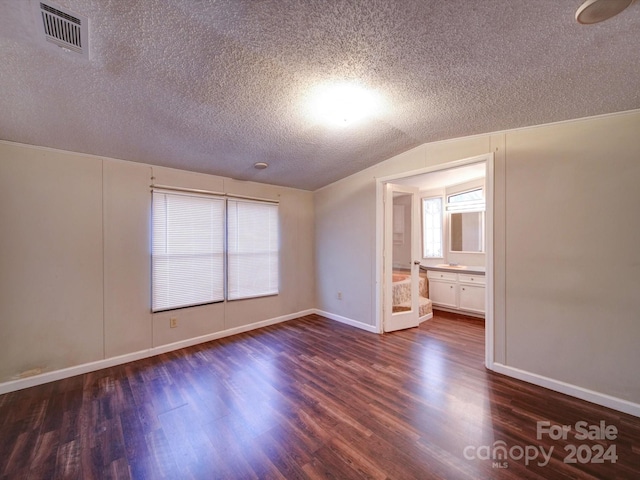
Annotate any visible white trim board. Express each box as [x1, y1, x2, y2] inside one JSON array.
[[492, 363, 640, 418], [315, 310, 379, 334], [3, 308, 638, 419], [0, 309, 316, 396]]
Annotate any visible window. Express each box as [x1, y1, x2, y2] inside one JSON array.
[[422, 197, 443, 258], [152, 191, 225, 312], [152, 190, 279, 312], [227, 199, 279, 300], [446, 187, 484, 212], [446, 187, 485, 253]]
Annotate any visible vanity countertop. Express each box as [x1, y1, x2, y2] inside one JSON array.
[[422, 264, 486, 275]]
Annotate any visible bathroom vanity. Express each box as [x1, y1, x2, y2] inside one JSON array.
[[425, 265, 485, 317]]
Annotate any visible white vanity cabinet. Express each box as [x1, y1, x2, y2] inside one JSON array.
[[458, 274, 485, 314], [427, 270, 485, 316], [426, 271, 458, 309]]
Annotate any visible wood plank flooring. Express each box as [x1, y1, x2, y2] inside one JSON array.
[[1, 311, 639, 479]]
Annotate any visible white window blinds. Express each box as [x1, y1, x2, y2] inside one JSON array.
[[227, 199, 279, 300], [152, 191, 225, 312]]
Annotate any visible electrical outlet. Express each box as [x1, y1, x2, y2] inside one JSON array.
[[337, 292, 342, 300], [170, 317, 178, 328]]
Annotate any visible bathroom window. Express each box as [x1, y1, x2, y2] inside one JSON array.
[[422, 197, 443, 258], [446, 187, 484, 212], [446, 187, 485, 253]]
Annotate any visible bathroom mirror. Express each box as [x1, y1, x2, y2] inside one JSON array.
[[450, 211, 484, 252]]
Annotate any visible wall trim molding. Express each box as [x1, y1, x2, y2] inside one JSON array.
[[315, 309, 379, 333], [492, 363, 640, 418], [0, 309, 316, 395], [4, 308, 638, 419]]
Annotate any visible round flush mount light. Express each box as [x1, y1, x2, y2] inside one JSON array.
[[309, 82, 381, 127], [254, 162, 269, 169], [576, 0, 635, 24]]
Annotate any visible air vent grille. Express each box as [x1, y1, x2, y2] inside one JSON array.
[[38, 2, 88, 58]]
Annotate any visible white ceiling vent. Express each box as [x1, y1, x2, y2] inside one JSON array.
[[36, 1, 89, 59]]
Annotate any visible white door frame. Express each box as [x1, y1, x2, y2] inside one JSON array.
[[375, 152, 495, 369]]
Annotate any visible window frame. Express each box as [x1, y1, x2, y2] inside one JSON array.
[[421, 195, 444, 259], [446, 187, 485, 212], [151, 188, 280, 313], [226, 197, 280, 301], [151, 190, 226, 313], [445, 186, 486, 254]]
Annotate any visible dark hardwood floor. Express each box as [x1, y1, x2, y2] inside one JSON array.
[[1, 311, 639, 479]]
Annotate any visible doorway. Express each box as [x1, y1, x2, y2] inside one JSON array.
[[376, 153, 494, 367]]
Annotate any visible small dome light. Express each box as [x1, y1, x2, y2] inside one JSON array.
[[576, 0, 634, 24], [254, 162, 269, 169]]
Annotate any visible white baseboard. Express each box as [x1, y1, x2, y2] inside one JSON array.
[[151, 309, 317, 356], [0, 309, 316, 396], [5, 311, 637, 420], [491, 363, 640, 418], [314, 309, 379, 333], [315, 309, 432, 331]]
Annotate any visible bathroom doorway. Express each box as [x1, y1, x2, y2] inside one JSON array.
[[376, 153, 494, 367]]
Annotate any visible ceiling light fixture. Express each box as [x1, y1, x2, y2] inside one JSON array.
[[254, 162, 269, 169], [309, 82, 381, 127], [575, 0, 635, 24]]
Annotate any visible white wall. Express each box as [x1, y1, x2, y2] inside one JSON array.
[[0, 142, 315, 387], [315, 110, 640, 407]]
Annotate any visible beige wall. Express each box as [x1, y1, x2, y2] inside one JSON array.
[[504, 112, 640, 402], [104, 160, 153, 357], [315, 170, 378, 325], [0, 142, 315, 384], [315, 110, 640, 404], [0, 144, 104, 379]]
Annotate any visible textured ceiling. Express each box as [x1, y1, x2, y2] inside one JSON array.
[[0, 0, 639, 190]]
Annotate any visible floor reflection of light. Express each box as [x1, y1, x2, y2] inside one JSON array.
[[228, 343, 283, 435], [419, 343, 447, 399], [418, 342, 495, 452]]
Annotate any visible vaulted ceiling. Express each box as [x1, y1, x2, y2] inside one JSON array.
[[0, 0, 638, 190]]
